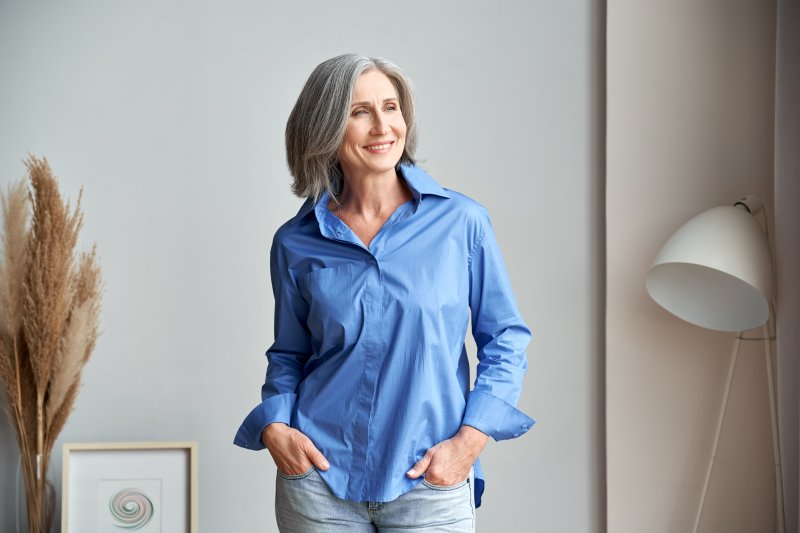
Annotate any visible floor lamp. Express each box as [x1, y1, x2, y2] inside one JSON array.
[[645, 195, 784, 533]]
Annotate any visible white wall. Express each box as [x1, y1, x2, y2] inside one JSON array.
[[0, 1, 605, 532], [607, 1, 777, 531]]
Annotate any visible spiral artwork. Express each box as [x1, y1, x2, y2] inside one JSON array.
[[108, 488, 154, 530]]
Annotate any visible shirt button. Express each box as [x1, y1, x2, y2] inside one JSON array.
[[521, 424, 529, 429], [513, 433, 520, 437]]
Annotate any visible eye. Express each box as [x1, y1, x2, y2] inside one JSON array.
[[385, 103, 398, 112], [352, 108, 369, 117]]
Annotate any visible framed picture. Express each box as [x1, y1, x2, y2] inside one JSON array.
[[62, 441, 198, 533]]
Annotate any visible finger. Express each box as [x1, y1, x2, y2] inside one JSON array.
[[300, 438, 330, 470], [406, 449, 434, 478]]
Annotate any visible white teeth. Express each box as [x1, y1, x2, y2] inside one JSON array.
[[366, 143, 391, 151]]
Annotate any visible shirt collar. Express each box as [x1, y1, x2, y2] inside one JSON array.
[[397, 164, 451, 201], [294, 164, 450, 220]]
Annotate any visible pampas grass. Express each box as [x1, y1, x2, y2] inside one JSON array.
[[0, 155, 102, 533]]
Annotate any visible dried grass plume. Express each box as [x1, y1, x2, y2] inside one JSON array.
[[0, 155, 102, 533]]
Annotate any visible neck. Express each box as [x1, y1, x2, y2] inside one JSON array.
[[335, 166, 411, 218]]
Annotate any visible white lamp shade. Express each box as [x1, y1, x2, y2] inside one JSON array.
[[646, 205, 773, 332]]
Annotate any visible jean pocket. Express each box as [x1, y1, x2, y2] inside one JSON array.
[[421, 477, 469, 491], [277, 466, 315, 481]]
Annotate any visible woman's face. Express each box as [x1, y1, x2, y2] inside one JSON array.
[[337, 70, 407, 180]]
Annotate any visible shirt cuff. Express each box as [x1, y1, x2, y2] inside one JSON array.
[[462, 390, 535, 441], [233, 393, 297, 450]]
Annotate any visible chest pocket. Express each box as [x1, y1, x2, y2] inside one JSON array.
[[299, 263, 354, 350]]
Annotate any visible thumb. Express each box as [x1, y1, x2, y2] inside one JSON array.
[[406, 449, 434, 478], [301, 438, 330, 471]]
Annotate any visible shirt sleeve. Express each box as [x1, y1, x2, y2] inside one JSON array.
[[461, 209, 535, 441], [233, 238, 312, 450]]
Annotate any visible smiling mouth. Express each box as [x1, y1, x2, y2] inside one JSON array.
[[364, 141, 394, 152]]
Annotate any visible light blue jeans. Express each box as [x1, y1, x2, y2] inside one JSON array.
[[275, 468, 476, 532]]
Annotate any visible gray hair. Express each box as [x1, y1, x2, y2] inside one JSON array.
[[285, 54, 418, 201]]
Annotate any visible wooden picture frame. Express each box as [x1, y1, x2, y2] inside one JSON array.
[[61, 441, 198, 533]]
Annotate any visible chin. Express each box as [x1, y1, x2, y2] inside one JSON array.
[[364, 159, 401, 175]]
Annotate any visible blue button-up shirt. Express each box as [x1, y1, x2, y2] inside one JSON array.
[[234, 164, 534, 507]]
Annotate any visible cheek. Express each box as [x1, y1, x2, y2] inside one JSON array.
[[395, 118, 408, 138], [341, 119, 356, 138], [395, 123, 407, 144], [338, 130, 359, 156]]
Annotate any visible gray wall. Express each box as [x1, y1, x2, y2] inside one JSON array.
[[0, 1, 605, 531]]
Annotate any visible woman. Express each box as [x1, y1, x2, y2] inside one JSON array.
[[234, 54, 534, 532]]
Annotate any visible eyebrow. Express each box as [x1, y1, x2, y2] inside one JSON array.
[[350, 98, 399, 108]]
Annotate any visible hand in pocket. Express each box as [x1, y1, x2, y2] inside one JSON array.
[[262, 423, 330, 476]]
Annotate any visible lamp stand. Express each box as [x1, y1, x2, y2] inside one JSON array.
[[763, 323, 785, 533], [692, 324, 784, 532], [692, 335, 741, 533]]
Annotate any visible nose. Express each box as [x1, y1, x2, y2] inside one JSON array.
[[370, 110, 389, 135]]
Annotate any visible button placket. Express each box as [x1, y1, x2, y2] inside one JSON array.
[[355, 251, 384, 498]]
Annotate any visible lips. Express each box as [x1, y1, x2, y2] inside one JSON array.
[[364, 141, 394, 152]]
